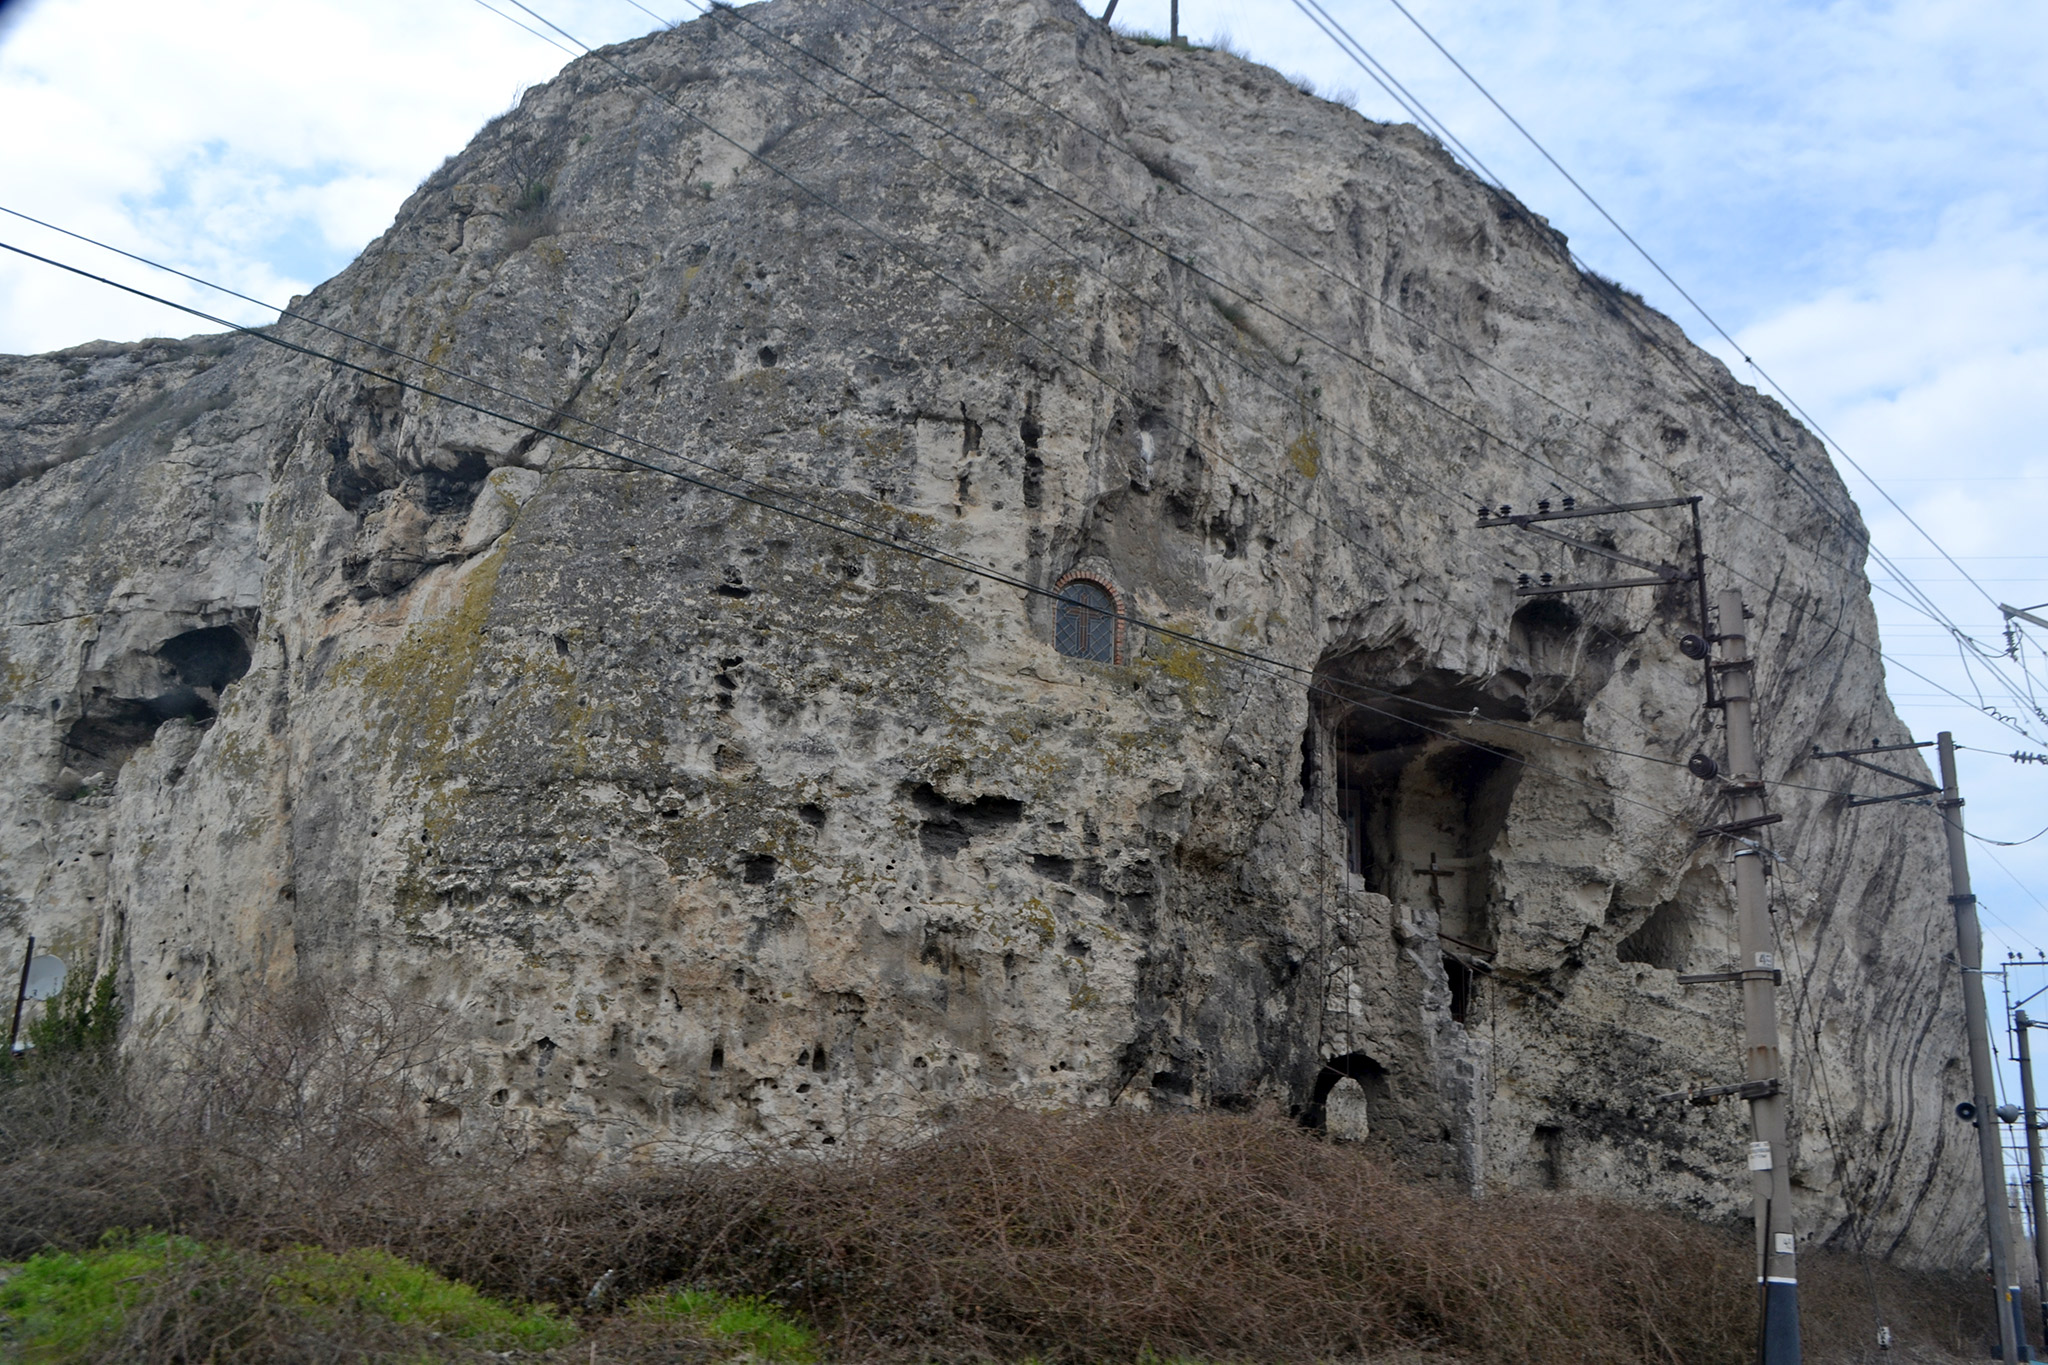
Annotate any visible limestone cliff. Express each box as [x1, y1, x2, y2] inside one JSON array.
[[0, 0, 1979, 1265]]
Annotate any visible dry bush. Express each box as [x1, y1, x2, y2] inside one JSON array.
[[0, 994, 1995, 1365]]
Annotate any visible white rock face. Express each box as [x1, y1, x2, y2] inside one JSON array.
[[0, 0, 1979, 1264], [1326, 1076, 1371, 1143]]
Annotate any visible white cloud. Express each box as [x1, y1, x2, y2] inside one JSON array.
[[0, 0, 653, 352]]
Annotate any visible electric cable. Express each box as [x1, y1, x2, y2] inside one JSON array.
[[1768, 857, 1891, 1351], [469, 0, 581, 55], [5, 7, 1970, 811], [624, 0, 2046, 764], [1360, 0, 2012, 624], [0, 203, 1765, 788], [2, 236, 1723, 832], [1287, 1, 2034, 714], [816, 0, 2046, 739], [851, 0, 1992, 680]]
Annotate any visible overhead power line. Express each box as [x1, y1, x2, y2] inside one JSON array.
[[1355, 0, 2015, 620], [1, 201, 1885, 813], [800, 0, 2048, 745], [1287, 0, 2046, 738], [3, 234, 1733, 829]]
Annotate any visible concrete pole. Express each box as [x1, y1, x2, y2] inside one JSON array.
[[1938, 731, 2024, 1364], [1717, 589, 1801, 1364], [2019, 1012, 2048, 1353], [7, 933, 31, 1056]]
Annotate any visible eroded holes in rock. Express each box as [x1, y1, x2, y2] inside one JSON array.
[[909, 782, 1023, 858], [798, 802, 826, 829], [421, 450, 492, 516], [1531, 1124, 1564, 1189], [742, 853, 778, 885], [62, 623, 256, 778], [811, 1042, 828, 1073], [758, 344, 779, 367], [1032, 853, 1074, 882], [1508, 599, 1580, 676], [1150, 1069, 1194, 1100], [1617, 900, 1689, 971], [709, 1043, 725, 1073], [1305, 1052, 1389, 1134]]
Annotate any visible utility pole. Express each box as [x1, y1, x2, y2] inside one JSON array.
[[7, 933, 31, 1056], [1938, 732, 2026, 1365], [1715, 588, 1802, 1364], [2018, 1010, 2048, 1353], [1169, 0, 1183, 45]]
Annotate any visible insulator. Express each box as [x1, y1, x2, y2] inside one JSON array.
[[1562, 496, 1576, 509], [1678, 633, 1710, 661], [1537, 499, 1551, 513], [1688, 752, 1719, 780], [1498, 505, 1512, 516], [1516, 574, 1531, 588], [1539, 572, 1553, 586]]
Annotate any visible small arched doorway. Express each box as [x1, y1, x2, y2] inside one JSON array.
[[1303, 1051, 1390, 1133]]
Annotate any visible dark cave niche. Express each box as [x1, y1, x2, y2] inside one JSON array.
[[61, 621, 256, 780], [1305, 663, 1526, 1024], [1616, 900, 1688, 971], [1303, 1051, 1389, 1131], [1320, 707, 1521, 955]]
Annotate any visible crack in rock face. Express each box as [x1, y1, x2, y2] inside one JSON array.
[[0, 0, 1980, 1266]]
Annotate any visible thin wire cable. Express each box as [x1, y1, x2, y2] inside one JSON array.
[[1291, 2, 2029, 701], [824, 0, 2047, 738], [1359, 0, 2014, 622], [1768, 854, 1890, 1347], [630, 0, 1911, 783], [468, 0, 581, 55], [0, 204, 1763, 786], [2, 237, 1719, 831]]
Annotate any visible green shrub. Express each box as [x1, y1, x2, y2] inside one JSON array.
[[25, 965, 121, 1057], [633, 1287, 818, 1362]]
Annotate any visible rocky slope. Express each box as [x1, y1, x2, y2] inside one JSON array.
[[0, 0, 1978, 1264]]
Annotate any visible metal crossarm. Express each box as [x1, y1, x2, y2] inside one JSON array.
[[1812, 741, 1938, 807]]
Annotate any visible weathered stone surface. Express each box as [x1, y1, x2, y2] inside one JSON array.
[[0, 0, 1978, 1264]]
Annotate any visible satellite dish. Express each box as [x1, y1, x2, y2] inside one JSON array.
[[23, 954, 67, 1001]]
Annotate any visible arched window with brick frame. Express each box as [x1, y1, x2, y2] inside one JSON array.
[[1053, 568, 1125, 664]]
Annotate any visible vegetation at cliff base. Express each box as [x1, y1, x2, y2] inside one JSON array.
[[0, 988, 2001, 1364]]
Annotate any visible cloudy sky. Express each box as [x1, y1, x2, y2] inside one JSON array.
[[3, 1, 2046, 987]]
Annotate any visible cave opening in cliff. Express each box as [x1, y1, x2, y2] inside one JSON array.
[[1308, 664, 1524, 1022], [1330, 725, 1519, 954], [61, 621, 257, 780], [1304, 1050, 1388, 1132]]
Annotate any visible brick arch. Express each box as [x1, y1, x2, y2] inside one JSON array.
[[1052, 567, 1127, 665]]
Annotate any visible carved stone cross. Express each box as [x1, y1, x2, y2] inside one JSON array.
[[1412, 852, 1456, 907]]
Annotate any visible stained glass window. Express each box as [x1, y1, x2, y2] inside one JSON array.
[[1055, 580, 1116, 662]]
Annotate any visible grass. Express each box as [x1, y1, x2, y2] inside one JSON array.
[[633, 1289, 819, 1362], [0, 1234, 573, 1362], [0, 988, 2000, 1364]]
